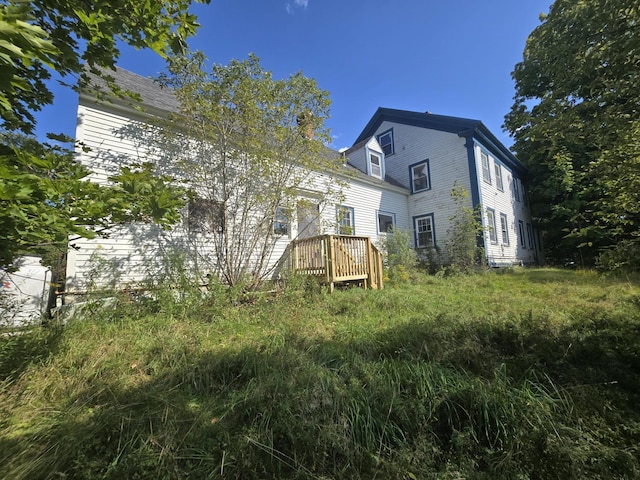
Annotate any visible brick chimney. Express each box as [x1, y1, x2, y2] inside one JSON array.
[[296, 111, 314, 139]]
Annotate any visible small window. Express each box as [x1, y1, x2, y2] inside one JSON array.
[[377, 211, 395, 234], [486, 208, 497, 244], [369, 152, 382, 178], [188, 198, 224, 233], [495, 164, 504, 191], [336, 205, 355, 235], [481, 152, 491, 184], [377, 129, 394, 156], [273, 207, 289, 236], [518, 220, 525, 247], [414, 214, 435, 248], [526, 223, 534, 249], [410, 161, 430, 193], [500, 213, 509, 245], [513, 177, 521, 202]]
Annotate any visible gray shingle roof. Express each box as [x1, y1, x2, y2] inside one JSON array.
[[82, 66, 179, 112]]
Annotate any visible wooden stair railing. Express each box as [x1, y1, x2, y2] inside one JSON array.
[[287, 234, 383, 291]]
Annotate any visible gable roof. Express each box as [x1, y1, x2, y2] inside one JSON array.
[[354, 107, 527, 176], [81, 66, 179, 113]]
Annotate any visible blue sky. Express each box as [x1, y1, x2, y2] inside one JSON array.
[[36, 0, 551, 151]]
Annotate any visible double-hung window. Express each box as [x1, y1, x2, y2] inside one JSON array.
[[336, 205, 355, 235], [513, 177, 521, 202], [518, 220, 526, 247], [500, 213, 509, 245], [273, 207, 289, 236], [410, 160, 430, 193], [526, 223, 534, 249], [369, 152, 382, 178], [377, 129, 394, 156], [414, 214, 435, 248], [486, 208, 497, 244], [481, 152, 491, 184], [495, 164, 504, 191]]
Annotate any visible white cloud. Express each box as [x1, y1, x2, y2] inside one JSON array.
[[286, 0, 308, 15]]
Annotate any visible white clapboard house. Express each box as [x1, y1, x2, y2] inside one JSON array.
[[65, 68, 541, 294]]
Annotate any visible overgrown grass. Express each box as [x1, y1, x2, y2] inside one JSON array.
[[1, 268, 639, 479]]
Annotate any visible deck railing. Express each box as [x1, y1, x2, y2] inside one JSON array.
[[288, 234, 383, 290]]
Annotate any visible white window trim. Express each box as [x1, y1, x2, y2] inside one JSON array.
[[481, 152, 492, 185], [495, 163, 504, 191], [336, 205, 355, 235], [377, 210, 395, 234], [487, 208, 497, 244], [369, 152, 382, 179], [500, 213, 509, 245], [273, 206, 290, 237]]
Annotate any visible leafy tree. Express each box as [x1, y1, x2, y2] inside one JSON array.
[[0, 133, 186, 268], [1, 0, 208, 134], [0, 0, 207, 268], [154, 52, 345, 288], [445, 183, 483, 273], [504, 0, 640, 267]]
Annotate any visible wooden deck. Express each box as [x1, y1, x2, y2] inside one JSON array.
[[287, 235, 383, 291]]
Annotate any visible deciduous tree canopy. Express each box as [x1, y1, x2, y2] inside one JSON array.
[[0, 0, 208, 268], [504, 0, 640, 267], [154, 52, 344, 287]]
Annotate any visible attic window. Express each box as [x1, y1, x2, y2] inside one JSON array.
[[377, 130, 394, 156], [369, 153, 382, 178]]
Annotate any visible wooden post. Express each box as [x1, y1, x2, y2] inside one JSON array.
[[365, 237, 375, 290], [326, 235, 334, 291]]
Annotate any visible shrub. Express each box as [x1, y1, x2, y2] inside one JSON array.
[[378, 229, 417, 282], [445, 183, 483, 273], [597, 239, 640, 274]]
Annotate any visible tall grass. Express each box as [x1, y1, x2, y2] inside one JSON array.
[[1, 268, 639, 479]]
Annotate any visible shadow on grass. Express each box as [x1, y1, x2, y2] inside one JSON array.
[[0, 324, 64, 382], [1, 309, 640, 479]]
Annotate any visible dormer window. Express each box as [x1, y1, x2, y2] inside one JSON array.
[[369, 153, 382, 178], [377, 129, 394, 156]]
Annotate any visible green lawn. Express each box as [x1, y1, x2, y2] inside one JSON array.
[[1, 268, 639, 479]]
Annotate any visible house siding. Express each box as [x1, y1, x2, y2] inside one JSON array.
[[367, 121, 472, 258], [474, 142, 537, 265], [67, 99, 409, 292], [67, 76, 541, 292]]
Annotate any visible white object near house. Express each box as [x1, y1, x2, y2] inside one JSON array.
[[1, 256, 50, 327]]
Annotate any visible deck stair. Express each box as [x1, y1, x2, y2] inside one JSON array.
[[287, 234, 383, 291]]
